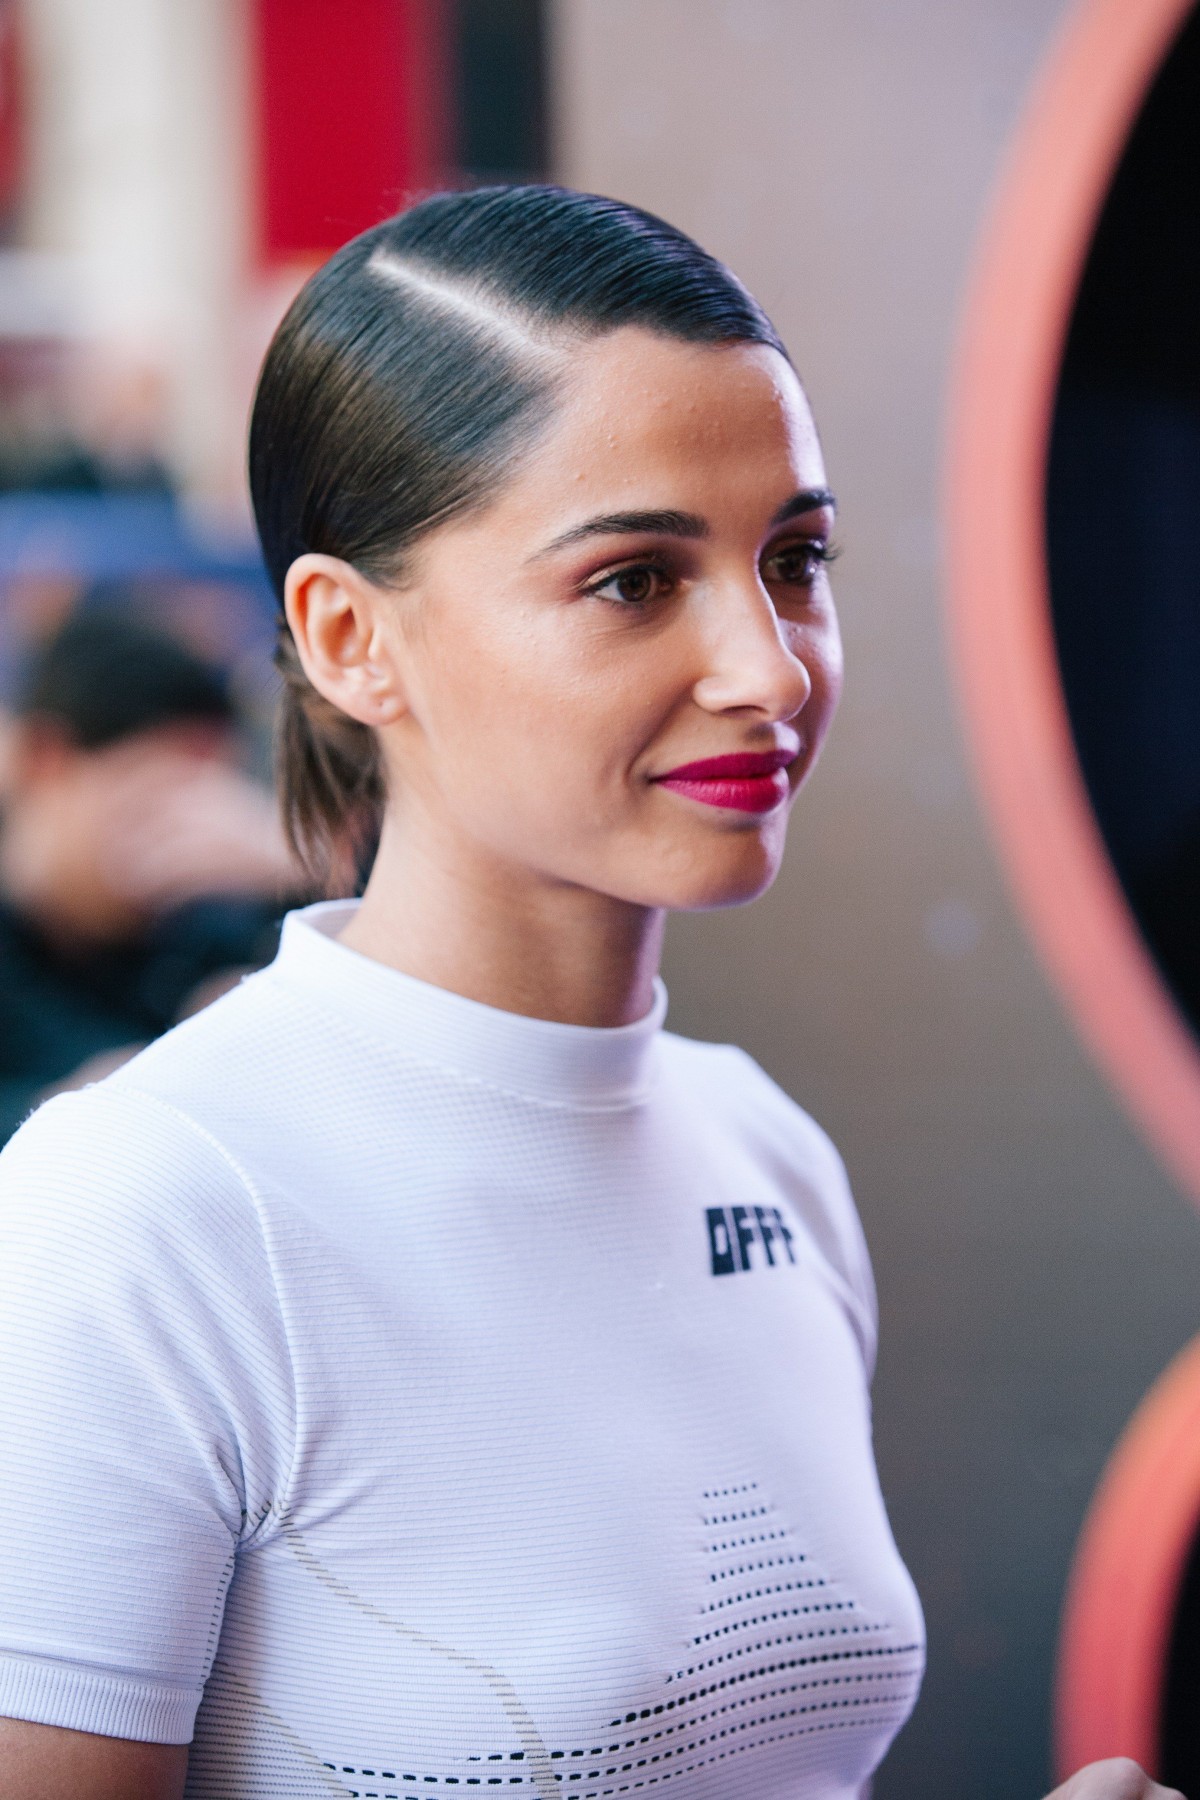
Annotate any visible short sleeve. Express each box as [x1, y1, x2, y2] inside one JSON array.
[[0, 1086, 296, 1744]]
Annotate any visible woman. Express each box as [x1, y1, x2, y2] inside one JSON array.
[[0, 187, 1176, 1800]]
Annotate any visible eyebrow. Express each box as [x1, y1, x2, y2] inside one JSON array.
[[534, 509, 708, 557], [769, 487, 837, 526], [533, 489, 837, 560]]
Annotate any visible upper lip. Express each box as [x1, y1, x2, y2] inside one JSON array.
[[654, 745, 799, 781]]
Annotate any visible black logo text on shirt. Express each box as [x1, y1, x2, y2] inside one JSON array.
[[707, 1205, 796, 1276]]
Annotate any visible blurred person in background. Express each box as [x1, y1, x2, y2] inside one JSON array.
[[0, 605, 303, 1143]]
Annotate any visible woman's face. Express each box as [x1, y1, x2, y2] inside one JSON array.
[[376, 327, 842, 913]]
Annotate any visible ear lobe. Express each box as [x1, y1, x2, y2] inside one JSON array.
[[283, 553, 408, 726]]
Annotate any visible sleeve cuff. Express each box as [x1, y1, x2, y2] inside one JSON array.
[[0, 1649, 200, 1744]]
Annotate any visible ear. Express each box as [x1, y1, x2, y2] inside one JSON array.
[[283, 554, 407, 727]]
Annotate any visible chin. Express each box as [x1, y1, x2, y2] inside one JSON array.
[[655, 834, 786, 913]]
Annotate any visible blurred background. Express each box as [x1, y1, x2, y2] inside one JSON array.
[[1, 3, 1199, 1797]]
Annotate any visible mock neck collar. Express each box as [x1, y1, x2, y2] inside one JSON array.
[[269, 901, 667, 1109]]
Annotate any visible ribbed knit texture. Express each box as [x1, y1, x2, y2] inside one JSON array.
[[0, 902, 923, 1799]]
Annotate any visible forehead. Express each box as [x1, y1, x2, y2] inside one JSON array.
[[495, 329, 824, 526]]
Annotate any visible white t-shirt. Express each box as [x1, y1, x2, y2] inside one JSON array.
[[0, 902, 923, 1800]]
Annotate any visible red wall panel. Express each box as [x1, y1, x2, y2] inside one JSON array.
[[0, 0, 24, 230], [252, 0, 452, 264]]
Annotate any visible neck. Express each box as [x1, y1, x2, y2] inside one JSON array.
[[338, 812, 665, 1029]]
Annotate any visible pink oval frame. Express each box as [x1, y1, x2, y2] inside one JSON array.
[[944, 0, 1200, 1778], [944, 0, 1200, 1207], [1056, 1329, 1200, 1774]]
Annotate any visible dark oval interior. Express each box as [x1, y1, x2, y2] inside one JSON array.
[[1163, 1508, 1200, 1792], [1045, 2, 1200, 1046]]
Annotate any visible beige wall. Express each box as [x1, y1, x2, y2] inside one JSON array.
[[19, 0, 253, 504], [553, 5, 1200, 1795]]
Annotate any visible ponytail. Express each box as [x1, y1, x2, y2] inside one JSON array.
[[273, 627, 384, 895]]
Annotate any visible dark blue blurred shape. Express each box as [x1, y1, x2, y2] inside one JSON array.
[[0, 490, 272, 587], [0, 491, 276, 703]]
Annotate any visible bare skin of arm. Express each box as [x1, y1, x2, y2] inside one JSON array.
[[0, 1717, 188, 1800]]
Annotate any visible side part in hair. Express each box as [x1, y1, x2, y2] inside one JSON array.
[[249, 183, 787, 890]]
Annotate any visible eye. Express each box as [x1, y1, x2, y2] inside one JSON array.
[[585, 561, 674, 607], [762, 539, 840, 586]]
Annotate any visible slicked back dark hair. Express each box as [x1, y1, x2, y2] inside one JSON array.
[[249, 183, 788, 889]]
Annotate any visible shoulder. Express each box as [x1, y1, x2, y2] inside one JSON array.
[[0, 1075, 296, 1516], [658, 1032, 878, 1372], [66, 954, 358, 1175], [107, 957, 318, 1113], [0, 1070, 277, 1312], [660, 1032, 843, 1162], [658, 1032, 850, 1198], [0, 1077, 297, 1633]]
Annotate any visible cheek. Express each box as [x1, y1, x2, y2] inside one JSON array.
[[418, 614, 541, 744], [819, 637, 845, 720], [791, 615, 844, 738], [418, 611, 643, 816]]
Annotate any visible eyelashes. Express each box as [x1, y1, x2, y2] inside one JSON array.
[[581, 540, 841, 608], [761, 540, 841, 585], [583, 559, 675, 607]]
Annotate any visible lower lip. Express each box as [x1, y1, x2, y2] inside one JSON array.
[[654, 770, 791, 813]]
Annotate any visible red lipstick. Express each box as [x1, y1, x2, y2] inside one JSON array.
[[652, 748, 797, 813]]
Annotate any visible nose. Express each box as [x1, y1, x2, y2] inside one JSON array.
[[690, 578, 813, 723]]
